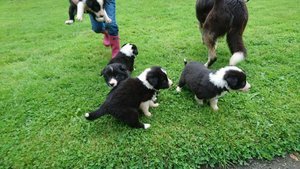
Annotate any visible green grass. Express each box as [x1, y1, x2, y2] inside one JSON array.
[[0, 0, 299, 168]]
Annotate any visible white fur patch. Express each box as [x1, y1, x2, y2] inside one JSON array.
[[76, 1, 85, 21], [96, 0, 104, 6], [194, 95, 203, 105], [210, 98, 219, 111], [108, 78, 117, 87], [229, 52, 245, 66], [168, 79, 173, 87], [137, 68, 154, 90], [209, 66, 243, 89], [144, 123, 151, 129], [85, 113, 89, 117], [120, 43, 134, 57], [140, 101, 151, 117], [161, 68, 167, 75], [176, 86, 182, 92]]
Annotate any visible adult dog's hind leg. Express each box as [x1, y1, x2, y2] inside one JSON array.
[[227, 29, 247, 66], [203, 31, 218, 67]]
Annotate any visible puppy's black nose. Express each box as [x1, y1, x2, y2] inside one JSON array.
[[100, 15, 104, 17], [109, 83, 114, 87]]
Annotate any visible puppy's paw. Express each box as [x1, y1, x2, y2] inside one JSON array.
[[176, 86, 182, 92], [76, 15, 83, 21], [194, 96, 203, 105], [85, 113, 89, 118], [144, 123, 151, 129], [65, 20, 74, 24], [211, 106, 219, 111], [151, 103, 159, 108], [105, 17, 112, 23], [144, 112, 152, 117]]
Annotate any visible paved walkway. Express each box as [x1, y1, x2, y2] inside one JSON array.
[[237, 154, 300, 169]]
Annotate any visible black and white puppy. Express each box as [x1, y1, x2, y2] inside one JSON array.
[[101, 43, 138, 87], [196, 0, 249, 67], [176, 60, 250, 111], [65, 0, 111, 25], [85, 66, 173, 129], [101, 63, 130, 87]]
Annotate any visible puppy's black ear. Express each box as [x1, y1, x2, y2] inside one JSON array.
[[121, 43, 127, 47], [132, 45, 138, 56], [147, 74, 158, 88]]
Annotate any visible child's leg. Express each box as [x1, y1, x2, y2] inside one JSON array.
[[89, 14, 111, 47], [104, 0, 118, 36], [89, 14, 106, 33], [105, 0, 120, 57]]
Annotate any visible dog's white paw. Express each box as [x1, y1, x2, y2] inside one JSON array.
[[194, 96, 203, 105], [152, 103, 159, 108], [76, 15, 83, 21], [176, 86, 182, 92], [144, 123, 151, 129], [85, 113, 89, 117], [144, 112, 152, 117], [105, 17, 112, 23], [65, 20, 74, 25], [211, 106, 219, 111]]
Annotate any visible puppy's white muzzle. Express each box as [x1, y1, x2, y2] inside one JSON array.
[[108, 78, 117, 87], [240, 82, 251, 92]]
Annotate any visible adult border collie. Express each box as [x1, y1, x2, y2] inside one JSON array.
[[85, 66, 173, 129], [196, 0, 249, 67], [176, 60, 250, 111], [65, 0, 111, 24], [101, 43, 138, 87]]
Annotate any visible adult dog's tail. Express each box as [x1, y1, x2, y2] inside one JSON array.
[[85, 105, 107, 121]]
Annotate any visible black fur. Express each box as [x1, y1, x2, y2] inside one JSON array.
[[196, 0, 248, 66], [85, 66, 171, 129], [108, 43, 138, 72], [101, 43, 138, 87], [178, 61, 248, 100]]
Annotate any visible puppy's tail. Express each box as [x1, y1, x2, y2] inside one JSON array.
[[85, 105, 107, 121], [184, 59, 188, 66]]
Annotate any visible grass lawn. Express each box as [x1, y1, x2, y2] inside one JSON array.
[[0, 0, 299, 168]]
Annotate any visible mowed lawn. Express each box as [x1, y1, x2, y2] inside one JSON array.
[[0, 0, 299, 168]]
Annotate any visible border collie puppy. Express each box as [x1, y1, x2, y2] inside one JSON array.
[[196, 0, 249, 67], [101, 63, 130, 87], [101, 43, 138, 87], [85, 66, 173, 129], [65, 0, 111, 25], [176, 60, 250, 111]]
